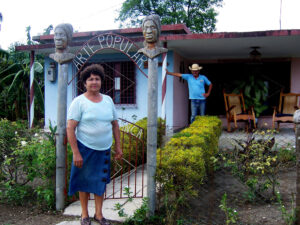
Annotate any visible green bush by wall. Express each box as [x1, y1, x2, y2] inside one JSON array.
[[156, 116, 222, 222]]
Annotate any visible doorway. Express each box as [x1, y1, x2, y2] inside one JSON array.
[[200, 60, 291, 116]]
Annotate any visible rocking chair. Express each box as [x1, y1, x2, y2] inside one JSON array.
[[223, 90, 256, 132], [272, 90, 300, 130]]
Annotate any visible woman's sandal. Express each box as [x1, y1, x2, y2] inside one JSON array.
[[94, 215, 111, 225], [80, 215, 91, 225]]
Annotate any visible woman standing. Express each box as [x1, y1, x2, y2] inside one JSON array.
[[67, 64, 122, 225]]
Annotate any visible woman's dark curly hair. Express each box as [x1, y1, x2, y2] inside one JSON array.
[[80, 64, 105, 84]]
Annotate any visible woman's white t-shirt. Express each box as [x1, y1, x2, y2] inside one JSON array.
[[67, 94, 118, 150]]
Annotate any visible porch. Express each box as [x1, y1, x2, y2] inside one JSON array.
[[218, 115, 295, 151]]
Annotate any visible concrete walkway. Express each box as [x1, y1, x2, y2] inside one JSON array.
[[219, 128, 295, 150], [56, 166, 147, 225]]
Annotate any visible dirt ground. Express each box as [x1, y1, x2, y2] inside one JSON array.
[[0, 166, 296, 225], [181, 167, 296, 225], [0, 203, 80, 225]]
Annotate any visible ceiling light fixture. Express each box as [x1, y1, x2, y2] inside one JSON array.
[[249, 46, 261, 61]]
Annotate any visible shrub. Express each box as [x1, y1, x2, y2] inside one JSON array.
[[164, 116, 221, 172], [0, 119, 60, 209], [0, 119, 28, 181], [156, 116, 222, 223], [276, 144, 296, 164], [1, 181, 34, 205], [220, 129, 283, 202]]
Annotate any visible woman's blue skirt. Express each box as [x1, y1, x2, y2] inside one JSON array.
[[68, 140, 111, 197]]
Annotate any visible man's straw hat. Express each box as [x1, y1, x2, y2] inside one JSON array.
[[189, 63, 203, 71]]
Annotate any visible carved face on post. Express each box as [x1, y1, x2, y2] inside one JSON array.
[[50, 23, 74, 64], [143, 20, 158, 43], [138, 15, 167, 59], [53, 23, 73, 53], [141, 15, 161, 48], [54, 27, 68, 51]]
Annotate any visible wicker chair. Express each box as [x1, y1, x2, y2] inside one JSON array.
[[272, 91, 300, 130], [223, 90, 256, 132]]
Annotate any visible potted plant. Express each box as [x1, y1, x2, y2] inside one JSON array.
[[233, 74, 268, 118]]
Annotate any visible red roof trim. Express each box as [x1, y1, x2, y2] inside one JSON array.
[[16, 43, 54, 51], [160, 29, 300, 41]]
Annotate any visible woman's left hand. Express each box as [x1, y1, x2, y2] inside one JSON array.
[[114, 146, 123, 160]]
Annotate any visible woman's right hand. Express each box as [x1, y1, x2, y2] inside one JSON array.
[[73, 152, 83, 168]]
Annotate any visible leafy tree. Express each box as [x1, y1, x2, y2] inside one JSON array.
[[0, 49, 9, 63], [26, 26, 32, 45], [0, 27, 44, 122], [116, 0, 223, 33], [43, 25, 53, 35], [0, 49, 44, 120]]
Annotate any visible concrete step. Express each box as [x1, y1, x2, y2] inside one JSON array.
[[57, 198, 144, 224], [56, 166, 147, 224]]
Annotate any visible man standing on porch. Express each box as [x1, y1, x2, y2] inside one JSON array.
[[166, 63, 213, 123]]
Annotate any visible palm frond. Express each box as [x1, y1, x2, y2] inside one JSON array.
[[8, 70, 23, 94]]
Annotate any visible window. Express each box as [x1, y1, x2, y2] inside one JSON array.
[[101, 61, 136, 104], [77, 61, 136, 104]]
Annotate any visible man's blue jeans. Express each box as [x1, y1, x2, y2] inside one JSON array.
[[191, 99, 206, 123]]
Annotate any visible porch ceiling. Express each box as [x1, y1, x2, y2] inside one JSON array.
[[165, 33, 300, 60]]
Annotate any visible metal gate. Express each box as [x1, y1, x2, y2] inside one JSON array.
[[104, 118, 145, 199], [65, 118, 145, 200]]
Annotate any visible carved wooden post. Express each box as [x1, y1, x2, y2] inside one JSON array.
[[50, 23, 74, 210], [294, 109, 300, 224], [138, 15, 168, 216]]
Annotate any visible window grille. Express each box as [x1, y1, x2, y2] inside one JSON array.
[[76, 61, 136, 104]]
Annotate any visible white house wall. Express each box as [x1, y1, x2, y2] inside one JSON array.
[[44, 59, 74, 129]]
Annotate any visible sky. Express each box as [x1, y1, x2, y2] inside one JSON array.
[[1, 0, 300, 50]]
